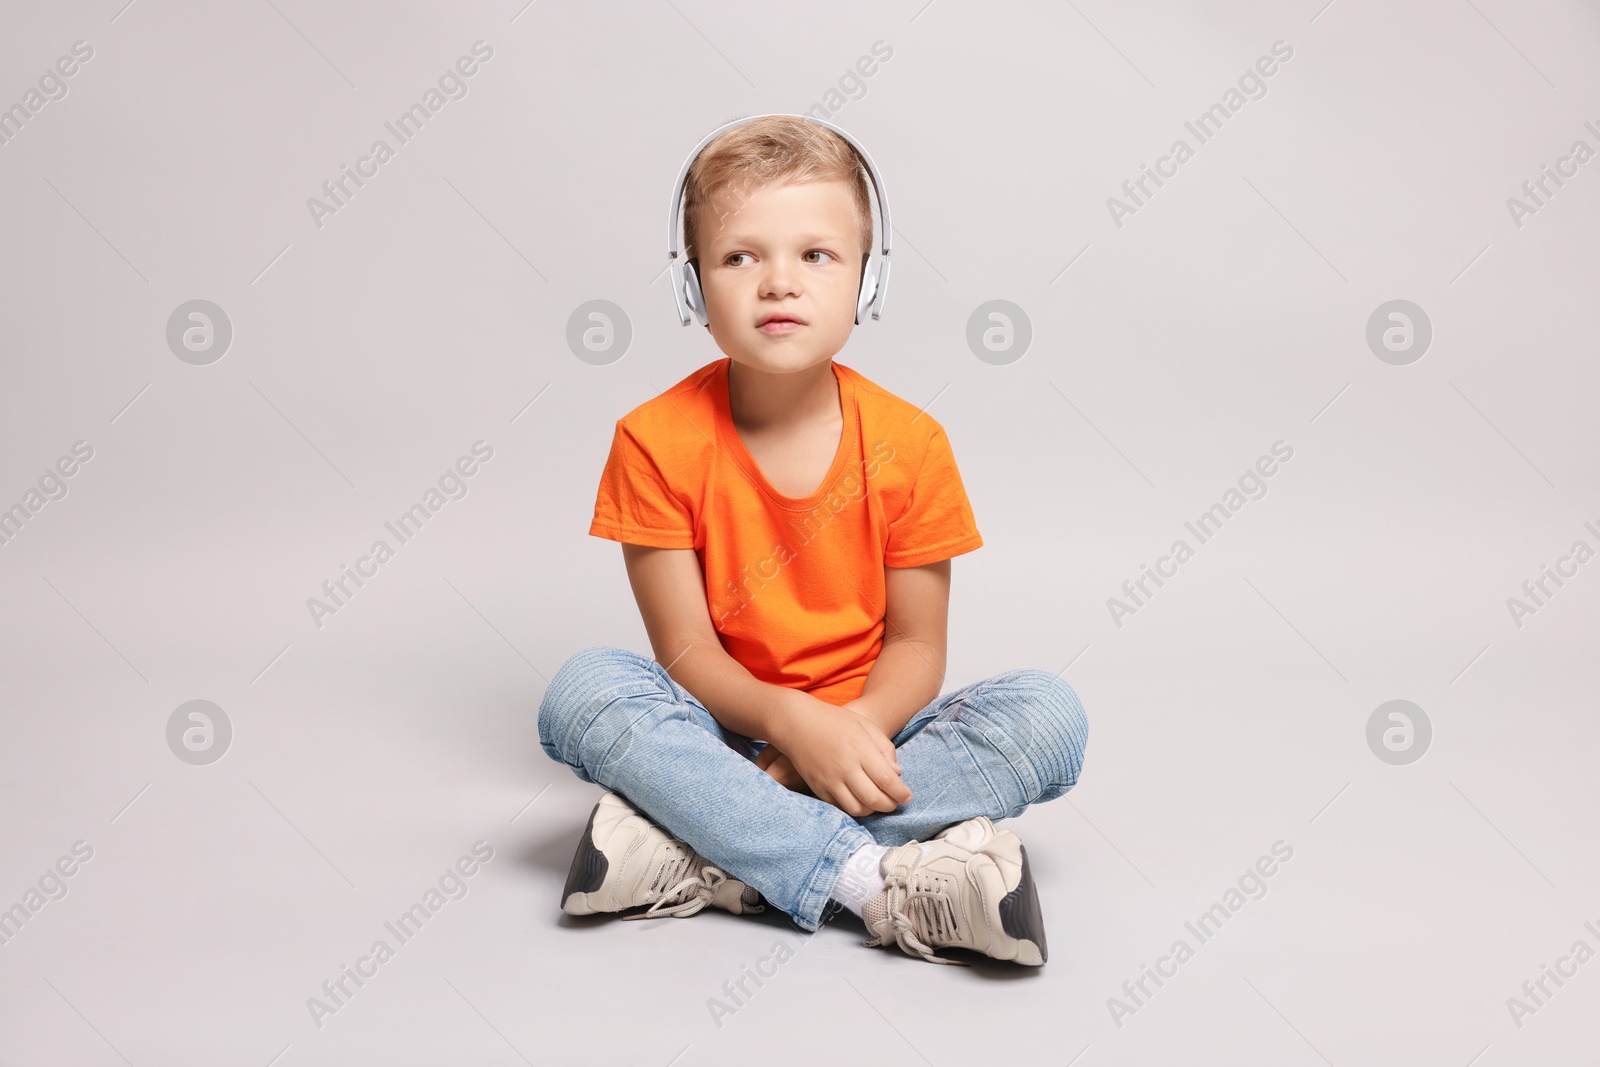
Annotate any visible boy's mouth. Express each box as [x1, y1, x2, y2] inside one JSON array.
[[757, 313, 805, 334]]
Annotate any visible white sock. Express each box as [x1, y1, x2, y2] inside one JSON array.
[[829, 842, 889, 918]]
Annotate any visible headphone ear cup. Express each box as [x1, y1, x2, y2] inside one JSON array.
[[856, 257, 879, 325], [684, 258, 708, 326]]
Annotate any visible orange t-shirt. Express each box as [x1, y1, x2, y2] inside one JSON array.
[[588, 356, 983, 706]]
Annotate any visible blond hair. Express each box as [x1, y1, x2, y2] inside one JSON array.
[[682, 115, 874, 271]]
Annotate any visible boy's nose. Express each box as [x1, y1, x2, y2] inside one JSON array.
[[759, 268, 800, 297]]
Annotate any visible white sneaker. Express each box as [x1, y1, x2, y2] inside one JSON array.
[[862, 816, 1047, 966], [560, 792, 764, 920]]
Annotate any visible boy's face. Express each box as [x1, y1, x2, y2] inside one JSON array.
[[695, 178, 865, 375]]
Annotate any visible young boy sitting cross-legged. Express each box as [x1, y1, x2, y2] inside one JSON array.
[[538, 115, 1089, 966]]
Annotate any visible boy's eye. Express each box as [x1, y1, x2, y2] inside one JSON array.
[[721, 251, 835, 266]]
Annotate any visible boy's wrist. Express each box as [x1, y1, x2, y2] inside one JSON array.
[[762, 687, 813, 751], [842, 697, 893, 740]]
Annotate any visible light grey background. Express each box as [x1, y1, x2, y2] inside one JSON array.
[[2, 0, 1597, 1063]]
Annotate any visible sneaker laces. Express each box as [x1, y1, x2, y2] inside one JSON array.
[[864, 854, 973, 967], [620, 845, 760, 920]]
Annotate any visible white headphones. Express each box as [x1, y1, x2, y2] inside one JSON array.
[[667, 113, 892, 328]]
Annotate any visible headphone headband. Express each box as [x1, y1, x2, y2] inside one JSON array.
[[666, 113, 892, 327]]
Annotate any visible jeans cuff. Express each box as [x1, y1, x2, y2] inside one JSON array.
[[791, 820, 875, 932]]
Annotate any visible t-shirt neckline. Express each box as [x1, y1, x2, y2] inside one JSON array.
[[713, 357, 859, 511]]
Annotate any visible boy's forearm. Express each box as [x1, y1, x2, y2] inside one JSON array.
[[658, 638, 809, 747], [654, 634, 942, 752], [846, 636, 944, 741]]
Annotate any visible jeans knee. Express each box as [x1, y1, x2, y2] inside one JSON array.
[[538, 645, 654, 764], [1000, 668, 1089, 795]]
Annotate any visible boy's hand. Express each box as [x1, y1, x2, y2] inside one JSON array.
[[769, 694, 911, 817]]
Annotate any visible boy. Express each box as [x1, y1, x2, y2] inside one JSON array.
[[538, 115, 1088, 966]]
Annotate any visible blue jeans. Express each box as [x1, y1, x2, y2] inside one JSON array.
[[538, 646, 1089, 932]]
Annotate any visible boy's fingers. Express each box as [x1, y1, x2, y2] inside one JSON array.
[[829, 777, 874, 817], [848, 770, 900, 814], [870, 748, 908, 790], [818, 784, 852, 815], [868, 755, 912, 804], [879, 740, 903, 774]]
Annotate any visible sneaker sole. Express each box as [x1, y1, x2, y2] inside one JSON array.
[[996, 842, 1047, 965], [560, 798, 609, 915]]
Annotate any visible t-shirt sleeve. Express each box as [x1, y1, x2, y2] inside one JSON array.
[[587, 421, 697, 548], [884, 428, 983, 568]]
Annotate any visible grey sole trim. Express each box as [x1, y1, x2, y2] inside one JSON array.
[[997, 842, 1047, 963], [561, 799, 609, 910]]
